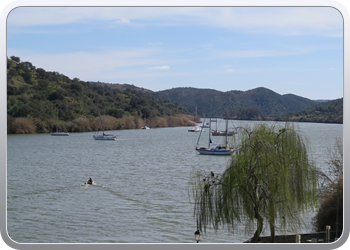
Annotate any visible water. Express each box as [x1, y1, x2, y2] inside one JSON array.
[[7, 120, 342, 243]]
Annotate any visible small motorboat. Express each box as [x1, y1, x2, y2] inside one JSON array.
[[85, 178, 94, 185]]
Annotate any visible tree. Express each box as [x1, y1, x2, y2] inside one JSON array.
[[313, 138, 343, 234], [10, 56, 20, 63], [191, 123, 318, 243]]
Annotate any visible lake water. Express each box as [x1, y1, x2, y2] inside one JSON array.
[[6, 120, 343, 243]]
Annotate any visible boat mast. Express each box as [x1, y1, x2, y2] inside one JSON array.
[[195, 106, 197, 123], [209, 117, 212, 148], [56, 109, 59, 132], [103, 108, 105, 134], [225, 110, 228, 148], [196, 117, 205, 148], [225, 116, 228, 148]]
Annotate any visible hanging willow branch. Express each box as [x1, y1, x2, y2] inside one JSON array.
[[190, 122, 318, 243]]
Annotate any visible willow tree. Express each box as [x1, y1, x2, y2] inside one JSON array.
[[191, 123, 318, 243]]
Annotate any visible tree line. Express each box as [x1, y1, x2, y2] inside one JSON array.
[[7, 56, 193, 134]]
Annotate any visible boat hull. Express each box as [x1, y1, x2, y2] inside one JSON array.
[[93, 135, 117, 140], [212, 131, 235, 136], [196, 147, 233, 155], [188, 126, 204, 132], [51, 132, 69, 136]]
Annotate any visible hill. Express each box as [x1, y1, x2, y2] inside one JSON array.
[[87, 81, 153, 94], [6, 57, 192, 134], [284, 98, 343, 123], [150, 87, 318, 118], [7, 57, 189, 120]]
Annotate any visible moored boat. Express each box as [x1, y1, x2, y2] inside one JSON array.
[[93, 109, 117, 140], [188, 126, 204, 132], [195, 117, 234, 155], [212, 130, 235, 136], [51, 131, 70, 136], [196, 145, 234, 155], [51, 110, 69, 136]]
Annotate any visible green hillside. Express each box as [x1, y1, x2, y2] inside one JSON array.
[[284, 98, 343, 123], [7, 57, 188, 121], [7, 55, 342, 133], [7, 57, 194, 134], [151, 87, 318, 118]]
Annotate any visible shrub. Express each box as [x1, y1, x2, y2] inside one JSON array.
[[313, 177, 343, 232], [313, 138, 343, 234], [12, 117, 36, 134]]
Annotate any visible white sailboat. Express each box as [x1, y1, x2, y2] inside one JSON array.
[[188, 126, 203, 132], [93, 110, 117, 140], [195, 117, 233, 155], [141, 116, 150, 129], [51, 110, 69, 136], [188, 106, 203, 132]]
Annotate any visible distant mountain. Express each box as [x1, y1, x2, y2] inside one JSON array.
[[285, 98, 343, 123], [314, 99, 331, 103], [150, 87, 319, 118]]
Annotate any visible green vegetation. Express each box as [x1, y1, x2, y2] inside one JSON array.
[[151, 87, 318, 118], [151, 87, 343, 124], [7, 57, 192, 134], [191, 123, 318, 243], [313, 138, 343, 235], [7, 55, 342, 134], [282, 98, 343, 124], [7, 113, 196, 134]]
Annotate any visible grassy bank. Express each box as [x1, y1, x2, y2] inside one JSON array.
[[7, 114, 197, 134]]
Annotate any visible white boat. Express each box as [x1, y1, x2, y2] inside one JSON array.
[[195, 117, 233, 155], [196, 145, 234, 155], [188, 106, 203, 132], [201, 123, 210, 128], [141, 116, 150, 129], [51, 110, 69, 136], [93, 110, 117, 140], [188, 126, 204, 132]]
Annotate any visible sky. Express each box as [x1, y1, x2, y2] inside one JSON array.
[[6, 6, 344, 100]]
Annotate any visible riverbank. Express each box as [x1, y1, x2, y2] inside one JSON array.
[[230, 116, 343, 124], [7, 114, 198, 134], [243, 231, 340, 243]]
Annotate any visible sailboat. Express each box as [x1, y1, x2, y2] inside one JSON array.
[[93, 109, 117, 140], [51, 110, 69, 136], [188, 106, 203, 132], [212, 117, 235, 136], [195, 117, 233, 155], [141, 116, 150, 129]]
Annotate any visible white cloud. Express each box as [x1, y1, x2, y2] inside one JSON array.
[[148, 66, 170, 70], [7, 7, 343, 37], [115, 18, 130, 24], [226, 69, 236, 72]]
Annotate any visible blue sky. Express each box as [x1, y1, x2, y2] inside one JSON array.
[[6, 6, 344, 100]]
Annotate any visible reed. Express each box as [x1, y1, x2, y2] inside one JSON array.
[[7, 113, 197, 134], [12, 117, 36, 134]]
